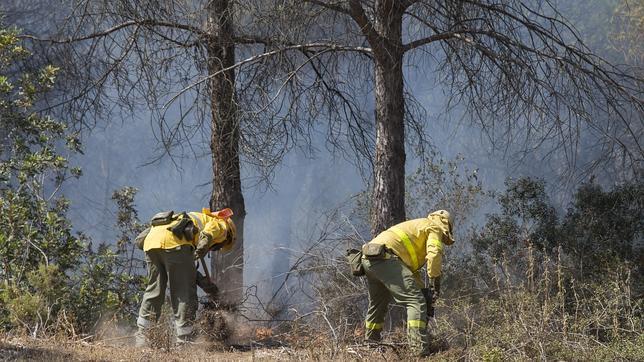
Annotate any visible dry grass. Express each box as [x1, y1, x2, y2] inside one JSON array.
[[259, 237, 643, 361], [0, 334, 251, 361], [2, 243, 641, 361], [0, 334, 442, 361]]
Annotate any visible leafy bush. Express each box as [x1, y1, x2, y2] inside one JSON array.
[[559, 181, 643, 279], [43, 188, 146, 335], [0, 26, 145, 337], [440, 176, 643, 360], [466, 177, 642, 288], [0, 25, 82, 333], [0, 264, 68, 335]]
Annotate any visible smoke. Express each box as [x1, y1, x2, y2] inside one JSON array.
[[2, 0, 634, 321], [91, 312, 138, 346]]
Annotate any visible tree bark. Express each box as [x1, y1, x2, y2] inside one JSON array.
[[370, 1, 406, 236], [206, 0, 245, 304]]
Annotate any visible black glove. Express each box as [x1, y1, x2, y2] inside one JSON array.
[[421, 288, 434, 318], [431, 276, 441, 299]]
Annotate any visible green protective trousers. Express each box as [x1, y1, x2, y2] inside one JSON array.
[[136, 245, 197, 343], [362, 256, 428, 355]]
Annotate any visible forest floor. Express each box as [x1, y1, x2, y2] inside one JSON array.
[[0, 334, 431, 361], [1, 335, 249, 361]]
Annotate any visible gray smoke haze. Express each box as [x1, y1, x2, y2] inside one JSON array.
[[1, 0, 632, 302], [59, 112, 365, 296]]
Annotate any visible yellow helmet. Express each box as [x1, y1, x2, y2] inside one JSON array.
[[428, 209, 455, 245], [429, 209, 453, 225]]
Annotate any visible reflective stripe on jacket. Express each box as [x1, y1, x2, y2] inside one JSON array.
[[143, 211, 231, 251], [369, 214, 452, 278]]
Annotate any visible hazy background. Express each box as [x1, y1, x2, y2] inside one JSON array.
[[1, 0, 624, 298]]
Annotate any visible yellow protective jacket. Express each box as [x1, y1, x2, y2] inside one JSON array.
[[370, 214, 454, 278], [143, 211, 234, 252]]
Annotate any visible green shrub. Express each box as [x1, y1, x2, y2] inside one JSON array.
[[434, 177, 643, 360], [71, 239, 145, 333], [0, 264, 68, 334], [0, 26, 83, 334], [0, 26, 145, 336]]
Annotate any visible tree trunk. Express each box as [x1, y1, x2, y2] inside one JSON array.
[[370, 2, 406, 236], [206, 0, 245, 304]]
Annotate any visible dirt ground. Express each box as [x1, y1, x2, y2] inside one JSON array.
[[0, 335, 249, 361], [0, 335, 426, 361]]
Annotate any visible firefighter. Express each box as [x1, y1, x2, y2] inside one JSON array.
[[134, 208, 236, 347], [361, 210, 455, 356]]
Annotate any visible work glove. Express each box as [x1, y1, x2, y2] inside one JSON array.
[[421, 288, 435, 318], [431, 276, 441, 299], [196, 271, 219, 297], [194, 233, 211, 259]]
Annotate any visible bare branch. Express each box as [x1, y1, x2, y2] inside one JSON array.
[[306, 0, 351, 15], [19, 19, 207, 43], [403, 30, 472, 52], [164, 42, 372, 110]]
